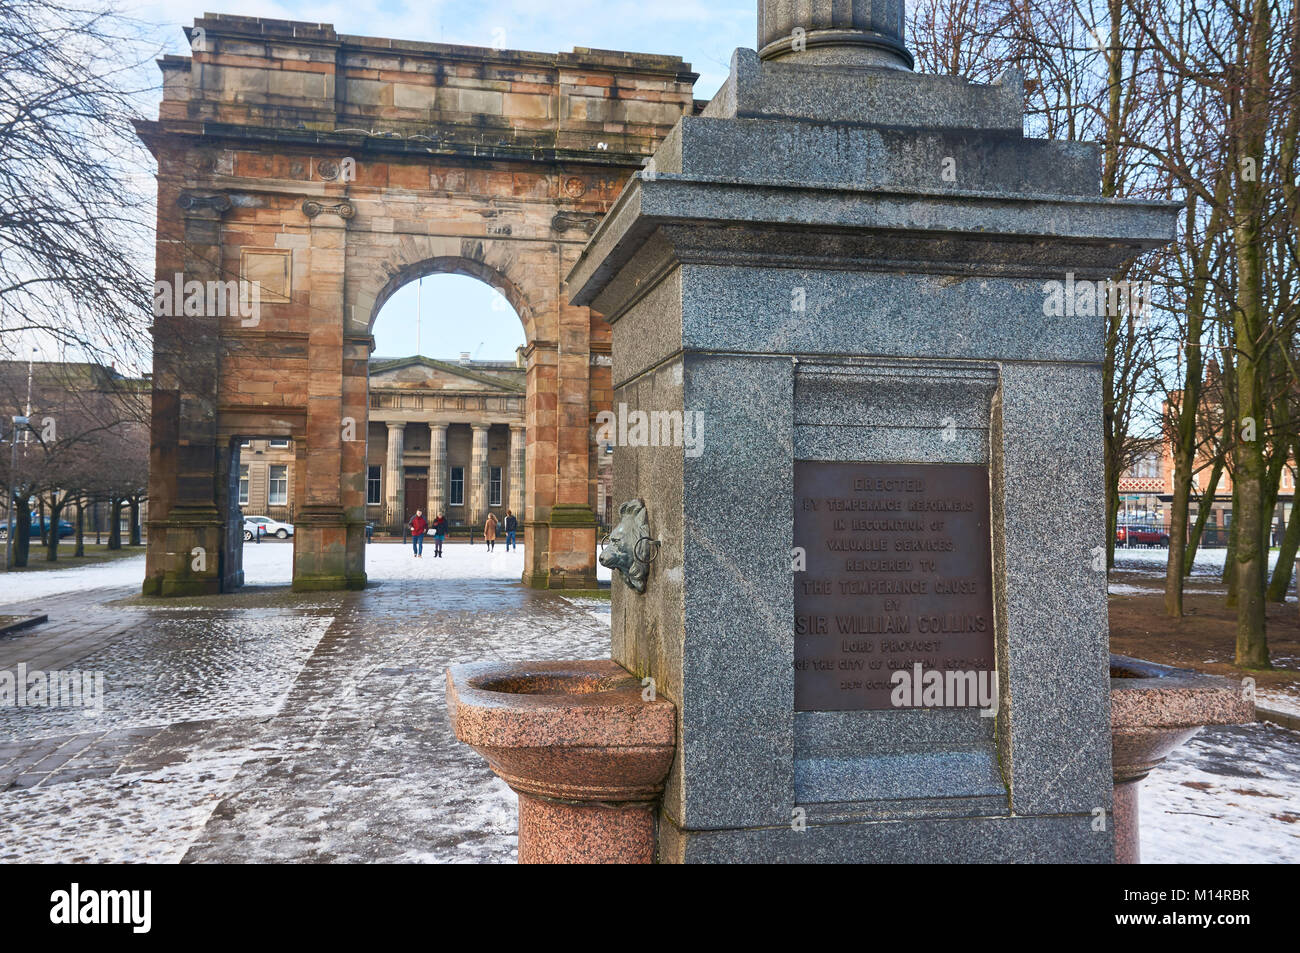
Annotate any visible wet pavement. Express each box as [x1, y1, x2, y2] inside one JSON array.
[[0, 547, 608, 863]]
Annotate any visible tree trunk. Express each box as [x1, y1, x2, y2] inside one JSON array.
[[1224, 481, 1239, 595], [1106, 478, 1122, 570], [44, 495, 64, 562], [13, 495, 30, 567], [1185, 458, 1224, 575], [129, 496, 141, 546], [1267, 497, 1300, 601], [1228, 0, 1273, 670], [108, 499, 122, 550], [74, 497, 85, 558]]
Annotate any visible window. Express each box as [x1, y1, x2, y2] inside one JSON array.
[[490, 466, 502, 507], [269, 439, 289, 449], [367, 466, 382, 505], [1131, 454, 1160, 480], [238, 465, 249, 506], [269, 465, 289, 505], [240, 439, 251, 449], [449, 467, 464, 506]]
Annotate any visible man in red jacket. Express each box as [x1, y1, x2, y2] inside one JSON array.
[[409, 509, 428, 558]]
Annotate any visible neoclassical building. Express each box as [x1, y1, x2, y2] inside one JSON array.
[[238, 352, 614, 534], [367, 354, 525, 531]]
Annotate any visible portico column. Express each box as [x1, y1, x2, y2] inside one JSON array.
[[429, 423, 447, 519], [509, 424, 525, 519], [384, 421, 405, 528], [471, 424, 490, 527]]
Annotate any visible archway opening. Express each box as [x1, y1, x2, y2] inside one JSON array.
[[233, 435, 298, 587], [366, 272, 528, 581]]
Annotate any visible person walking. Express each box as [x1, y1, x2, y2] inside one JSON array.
[[483, 512, 498, 552], [504, 510, 518, 552], [432, 513, 447, 558], [409, 509, 428, 558]]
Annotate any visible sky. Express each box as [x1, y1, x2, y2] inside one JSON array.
[[372, 274, 525, 362]]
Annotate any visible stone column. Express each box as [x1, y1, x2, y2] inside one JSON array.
[[142, 190, 233, 597], [292, 198, 357, 592], [509, 425, 526, 519], [471, 424, 490, 527], [758, 0, 912, 69], [566, 6, 1178, 861], [429, 423, 447, 518], [384, 422, 405, 528]]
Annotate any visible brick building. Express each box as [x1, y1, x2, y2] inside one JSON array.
[[1118, 377, 1296, 543]]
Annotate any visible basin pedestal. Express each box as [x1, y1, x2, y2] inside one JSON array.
[[1109, 654, 1254, 864], [446, 660, 675, 864]]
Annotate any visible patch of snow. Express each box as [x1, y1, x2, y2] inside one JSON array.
[[0, 555, 148, 607], [1142, 723, 1300, 863], [1108, 583, 1160, 595], [0, 539, 611, 607], [1115, 547, 1285, 579]]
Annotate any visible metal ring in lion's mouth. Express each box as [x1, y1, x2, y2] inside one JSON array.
[[633, 535, 660, 565]]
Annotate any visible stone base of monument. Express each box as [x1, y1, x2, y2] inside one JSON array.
[[445, 660, 675, 864], [1109, 654, 1254, 864]]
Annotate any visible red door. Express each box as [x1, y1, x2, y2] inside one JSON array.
[[404, 478, 428, 521]]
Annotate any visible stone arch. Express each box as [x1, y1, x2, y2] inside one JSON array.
[[358, 242, 538, 343], [136, 14, 696, 596]]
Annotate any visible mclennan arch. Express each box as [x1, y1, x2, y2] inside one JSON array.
[[137, 14, 697, 595]]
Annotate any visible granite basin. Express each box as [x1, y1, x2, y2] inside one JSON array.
[[1109, 653, 1255, 863], [446, 659, 676, 863]]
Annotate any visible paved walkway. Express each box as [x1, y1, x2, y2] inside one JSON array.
[[0, 546, 608, 863]]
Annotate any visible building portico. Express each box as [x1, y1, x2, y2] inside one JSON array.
[[368, 356, 526, 533]]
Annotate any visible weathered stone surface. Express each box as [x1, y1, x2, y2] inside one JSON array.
[[139, 15, 698, 594]]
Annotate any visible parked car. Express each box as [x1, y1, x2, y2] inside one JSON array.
[[243, 516, 294, 540], [0, 517, 75, 539], [1116, 524, 1170, 547]]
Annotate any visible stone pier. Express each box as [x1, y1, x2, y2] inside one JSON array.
[[568, 0, 1178, 862]]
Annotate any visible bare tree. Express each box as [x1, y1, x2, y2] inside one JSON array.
[[0, 360, 146, 564], [0, 0, 155, 365]]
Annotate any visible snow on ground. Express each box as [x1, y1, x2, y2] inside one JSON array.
[[1108, 582, 1161, 595], [0, 539, 613, 608], [1142, 722, 1300, 863], [0, 540, 615, 864], [1115, 546, 1288, 581], [0, 552, 149, 607], [2, 539, 1294, 864], [1110, 546, 1295, 599]]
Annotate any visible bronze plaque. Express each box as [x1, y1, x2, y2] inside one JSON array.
[[793, 461, 996, 711]]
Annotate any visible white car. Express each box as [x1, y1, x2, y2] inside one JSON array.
[[243, 516, 294, 540]]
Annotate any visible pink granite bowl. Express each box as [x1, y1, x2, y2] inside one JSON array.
[[1109, 653, 1255, 864], [446, 659, 675, 802], [1110, 654, 1255, 783]]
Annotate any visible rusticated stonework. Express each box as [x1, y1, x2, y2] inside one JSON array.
[[136, 14, 697, 594]]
